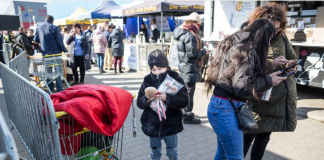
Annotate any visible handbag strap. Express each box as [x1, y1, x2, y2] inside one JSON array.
[[219, 85, 239, 113]]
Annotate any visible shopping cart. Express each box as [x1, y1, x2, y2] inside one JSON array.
[[28, 53, 70, 94], [55, 111, 124, 160], [0, 62, 135, 160]]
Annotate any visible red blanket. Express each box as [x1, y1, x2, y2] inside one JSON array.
[[51, 84, 133, 136]]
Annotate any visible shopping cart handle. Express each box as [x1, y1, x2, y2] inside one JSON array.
[[75, 128, 90, 136], [55, 111, 69, 118]]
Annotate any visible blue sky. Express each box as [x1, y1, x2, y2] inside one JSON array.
[[47, 1, 132, 19]]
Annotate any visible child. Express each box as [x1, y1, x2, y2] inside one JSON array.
[[137, 49, 189, 160]]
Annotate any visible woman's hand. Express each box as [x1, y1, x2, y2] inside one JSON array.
[[285, 60, 298, 74], [156, 92, 167, 101], [269, 71, 287, 86], [271, 56, 288, 69]]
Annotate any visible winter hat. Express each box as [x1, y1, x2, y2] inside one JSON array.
[[148, 49, 169, 69], [187, 12, 202, 24]]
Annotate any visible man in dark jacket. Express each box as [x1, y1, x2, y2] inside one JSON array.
[[173, 12, 209, 124], [15, 27, 34, 55], [27, 29, 40, 54], [108, 26, 125, 74], [103, 25, 114, 70], [34, 15, 67, 55], [34, 15, 68, 92]]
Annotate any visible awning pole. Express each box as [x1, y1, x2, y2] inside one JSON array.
[[161, 11, 163, 45], [137, 16, 140, 35]]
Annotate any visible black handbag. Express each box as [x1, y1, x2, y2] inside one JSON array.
[[220, 86, 258, 130]]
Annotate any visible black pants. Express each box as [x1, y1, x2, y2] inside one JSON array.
[[0, 51, 4, 64], [244, 132, 272, 160], [72, 56, 85, 82], [185, 83, 196, 113]]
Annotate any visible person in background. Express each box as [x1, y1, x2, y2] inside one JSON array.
[[137, 49, 189, 160], [0, 32, 4, 63], [4, 30, 15, 44], [242, 3, 298, 160], [27, 29, 39, 54], [15, 27, 34, 55], [34, 15, 68, 92], [149, 24, 160, 43], [103, 25, 114, 70], [66, 23, 90, 85], [108, 26, 124, 74], [61, 26, 73, 83], [173, 12, 210, 124], [92, 25, 108, 74], [84, 25, 96, 66], [62, 26, 70, 50], [140, 23, 149, 43], [205, 19, 286, 160]]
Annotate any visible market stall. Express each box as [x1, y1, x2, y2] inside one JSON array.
[[284, 2, 324, 89], [54, 7, 88, 26], [78, 1, 121, 25], [122, 0, 204, 72]]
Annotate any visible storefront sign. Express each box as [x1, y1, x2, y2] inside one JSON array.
[[124, 45, 139, 70], [168, 38, 179, 70]]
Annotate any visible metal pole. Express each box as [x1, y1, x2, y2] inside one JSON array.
[[137, 16, 140, 35], [160, 11, 163, 42]]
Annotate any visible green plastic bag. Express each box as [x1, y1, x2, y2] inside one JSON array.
[[77, 146, 99, 160]]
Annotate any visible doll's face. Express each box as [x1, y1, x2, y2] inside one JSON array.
[[151, 66, 167, 76]]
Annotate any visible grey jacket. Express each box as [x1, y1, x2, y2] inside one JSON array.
[[173, 27, 206, 84], [108, 29, 124, 57]]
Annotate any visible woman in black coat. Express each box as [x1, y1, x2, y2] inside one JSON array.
[[108, 27, 125, 74]]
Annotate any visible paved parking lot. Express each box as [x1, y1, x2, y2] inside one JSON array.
[[1, 68, 324, 160]]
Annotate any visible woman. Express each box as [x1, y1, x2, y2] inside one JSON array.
[[242, 3, 298, 160], [67, 23, 90, 85], [62, 26, 70, 50], [173, 12, 209, 124], [61, 26, 73, 82], [205, 19, 287, 160], [108, 26, 125, 74], [140, 23, 149, 43], [149, 24, 160, 43], [92, 25, 108, 74]]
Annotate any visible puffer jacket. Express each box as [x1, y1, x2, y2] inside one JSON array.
[[108, 29, 124, 57], [15, 32, 33, 55], [92, 29, 108, 54], [137, 70, 189, 137], [246, 34, 298, 134], [213, 32, 273, 101], [173, 27, 206, 84]]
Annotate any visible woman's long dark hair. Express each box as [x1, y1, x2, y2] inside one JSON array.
[[205, 19, 275, 95]]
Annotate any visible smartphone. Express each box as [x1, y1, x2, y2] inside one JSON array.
[[282, 71, 295, 77], [280, 59, 303, 73]]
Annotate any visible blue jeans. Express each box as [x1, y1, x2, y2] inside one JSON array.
[[207, 96, 245, 160], [96, 53, 104, 70], [46, 66, 63, 92], [149, 134, 178, 160]]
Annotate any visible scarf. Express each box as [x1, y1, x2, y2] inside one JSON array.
[[182, 23, 203, 67]]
